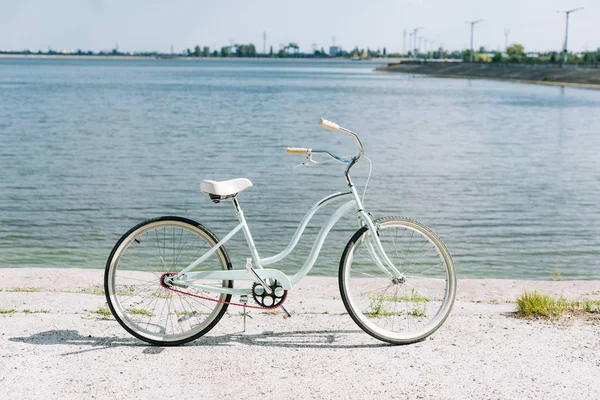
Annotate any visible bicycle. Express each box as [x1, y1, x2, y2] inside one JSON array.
[[104, 118, 456, 346]]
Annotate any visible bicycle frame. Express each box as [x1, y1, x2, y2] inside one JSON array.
[[172, 183, 402, 296]]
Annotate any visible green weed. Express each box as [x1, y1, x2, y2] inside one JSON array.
[[516, 291, 565, 317], [86, 307, 112, 318], [127, 308, 153, 316]]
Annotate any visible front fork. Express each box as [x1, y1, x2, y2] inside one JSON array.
[[358, 212, 404, 280]]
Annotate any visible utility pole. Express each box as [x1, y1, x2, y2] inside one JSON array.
[[263, 31, 267, 55], [504, 29, 510, 52], [409, 32, 414, 57], [467, 19, 483, 62], [559, 7, 583, 63], [403, 29, 406, 55], [412, 27, 423, 58]]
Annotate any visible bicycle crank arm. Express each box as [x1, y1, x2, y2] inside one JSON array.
[[177, 269, 293, 290]]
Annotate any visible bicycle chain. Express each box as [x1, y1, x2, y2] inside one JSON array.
[[163, 280, 287, 311]]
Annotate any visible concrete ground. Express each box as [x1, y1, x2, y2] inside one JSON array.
[[1, 269, 599, 400]]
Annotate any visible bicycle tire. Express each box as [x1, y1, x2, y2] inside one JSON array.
[[339, 216, 456, 345], [104, 216, 232, 346]]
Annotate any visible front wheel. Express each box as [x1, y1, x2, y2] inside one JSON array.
[[339, 217, 456, 345], [104, 216, 233, 346]]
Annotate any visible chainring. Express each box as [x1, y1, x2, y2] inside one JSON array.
[[252, 280, 288, 309]]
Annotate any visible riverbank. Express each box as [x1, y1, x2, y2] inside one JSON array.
[[1, 268, 599, 399], [376, 62, 600, 89]]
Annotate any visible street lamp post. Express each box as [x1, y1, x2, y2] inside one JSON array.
[[559, 7, 583, 64], [467, 19, 483, 62], [412, 27, 423, 59]]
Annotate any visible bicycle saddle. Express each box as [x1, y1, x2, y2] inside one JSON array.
[[200, 178, 253, 202]]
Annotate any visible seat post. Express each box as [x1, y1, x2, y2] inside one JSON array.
[[232, 197, 242, 214]]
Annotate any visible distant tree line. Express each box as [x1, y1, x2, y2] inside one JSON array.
[[2, 43, 599, 64], [461, 44, 600, 64]]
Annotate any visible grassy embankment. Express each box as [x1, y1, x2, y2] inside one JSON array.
[[377, 62, 600, 89]]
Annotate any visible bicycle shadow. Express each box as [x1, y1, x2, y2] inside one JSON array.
[[203, 329, 391, 349], [9, 329, 146, 356], [9, 328, 390, 355]]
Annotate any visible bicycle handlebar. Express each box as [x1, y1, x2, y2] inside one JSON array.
[[286, 147, 308, 155], [318, 118, 340, 131], [318, 118, 364, 163]]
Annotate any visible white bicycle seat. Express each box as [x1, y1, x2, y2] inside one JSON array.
[[200, 178, 253, 197]]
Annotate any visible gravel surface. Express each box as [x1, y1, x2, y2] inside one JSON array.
[[1, 269, 599, 400]]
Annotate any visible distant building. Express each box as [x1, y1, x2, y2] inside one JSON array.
[[284, 42, 300, 55], [329, 46, 342, 56]]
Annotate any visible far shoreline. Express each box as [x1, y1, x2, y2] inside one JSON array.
[[0, 53, 395, 63], [376, 62, 600, 90]]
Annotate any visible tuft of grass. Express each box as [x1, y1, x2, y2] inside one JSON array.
[[127, 308, 153, 316], [579, 300, 600, 313], [551, 266, 562, 281], [383, 293, 430, 303], [366, 288, 429, 318], [7, 288, 41, 293], [22, 309, 50, 314], [516, 291, 565, 317], [516, 291, 600, 318], [58, 287, 105, 296], [77, 287, 105, 296], [0, 309, 49, 314], [86, 307, 112, 318]]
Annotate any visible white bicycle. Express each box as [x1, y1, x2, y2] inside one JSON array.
[[104, 118, 456, 346]]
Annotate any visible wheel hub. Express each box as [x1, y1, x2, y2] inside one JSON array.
[[160, 272, 176, 288], [391, 276, 406, 285]]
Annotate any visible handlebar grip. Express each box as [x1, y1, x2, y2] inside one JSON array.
[[319, 118, 340, 131], [286, 147, 308, 155]]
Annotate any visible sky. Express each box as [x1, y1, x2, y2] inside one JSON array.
[[1, 0, 599, 54]]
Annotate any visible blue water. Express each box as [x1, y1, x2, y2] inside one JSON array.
[[1, 57, 599, 279]]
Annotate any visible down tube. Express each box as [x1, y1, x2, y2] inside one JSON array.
[[289, 200, 357, 285], [260, 191, 352, 266]]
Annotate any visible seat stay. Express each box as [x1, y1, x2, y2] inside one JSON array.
[[176, 221, 244, 277]]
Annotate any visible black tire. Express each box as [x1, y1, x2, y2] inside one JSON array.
[[104, 216, 233, 346], [339, 217, 456, 345]]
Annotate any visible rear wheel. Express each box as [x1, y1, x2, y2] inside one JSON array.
[[104, 216, 232, 346], [339, 217, 456, 345]]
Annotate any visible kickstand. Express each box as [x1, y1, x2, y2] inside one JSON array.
[[240, 295, 252, 332], [281, 305, 292, 318]]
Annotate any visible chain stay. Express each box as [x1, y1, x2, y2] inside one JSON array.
[[164, 285, 287, 311]]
